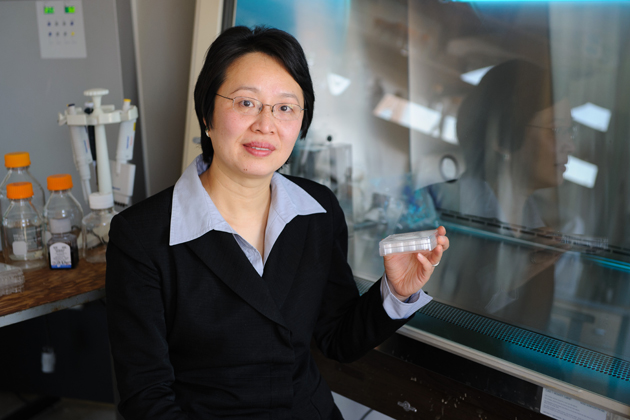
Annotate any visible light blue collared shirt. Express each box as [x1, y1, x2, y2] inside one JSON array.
[[170, 155, 430, 319]]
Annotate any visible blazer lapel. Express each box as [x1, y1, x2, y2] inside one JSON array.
[[263, 215, 309, 309], [186, 230, 287, 328]]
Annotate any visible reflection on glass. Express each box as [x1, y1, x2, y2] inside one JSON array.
[[564, 155, 598, 188], [327, 73, 352, 96], [406, 1, 630, 405], [235, 0, 630, 406], [431, 60, 575, 228], [427, 60, 576, 343], [373, 94, 442, 138], [571, 102, 611, 133], [460, 65, 493, 86]]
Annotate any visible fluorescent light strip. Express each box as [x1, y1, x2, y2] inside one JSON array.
[[460, 66, 494, 85], [452, 0, 627, 2], [373, 94, 459, 144], [571, 102, 611, 133], [563, 155, 598, 188]]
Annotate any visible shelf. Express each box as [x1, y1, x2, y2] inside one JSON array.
[[0, 258, 105, 328]]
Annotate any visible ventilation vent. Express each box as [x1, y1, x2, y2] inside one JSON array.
[[418, 301, 630, 381]]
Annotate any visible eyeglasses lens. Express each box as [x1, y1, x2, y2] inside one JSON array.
[[232, 96, 302, 121]]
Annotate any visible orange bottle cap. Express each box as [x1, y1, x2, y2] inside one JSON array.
[[6, 182, 33, 199], [47, 174, 73, 191], [4, 152, 31, 168]]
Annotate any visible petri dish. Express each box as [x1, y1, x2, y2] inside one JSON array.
[[379, 229, 438, 256]]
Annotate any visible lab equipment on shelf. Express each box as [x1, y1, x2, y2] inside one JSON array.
[[115, 99, 137, 173], [44, 174, 84, 250], [289, 139, 353, 230], [64, 104, 94, 200], [0, 152, 46, 217], [82, 192, 116, 263], [0, 262, 25, 297], [2, 182, 46, 271], [379, 229, 438, 256], [58, 89, 138, 206], [47, 217, 79, 269]]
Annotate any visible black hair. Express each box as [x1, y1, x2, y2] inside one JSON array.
[[194, 26, 315, 164], [456, 60, 556, 177]]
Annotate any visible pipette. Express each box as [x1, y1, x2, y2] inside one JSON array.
[[64, 104, 93, 201]]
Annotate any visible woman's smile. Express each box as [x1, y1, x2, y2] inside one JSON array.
[[243, 141, 276, 157]]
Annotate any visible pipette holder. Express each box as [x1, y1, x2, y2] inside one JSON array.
[[58, 89, 138, 205]]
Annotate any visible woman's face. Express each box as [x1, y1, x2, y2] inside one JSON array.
[[513, 99, 575, 190], [207, 52, 304, 181]]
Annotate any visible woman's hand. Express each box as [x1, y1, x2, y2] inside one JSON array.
[[383, 226, 449, 301]]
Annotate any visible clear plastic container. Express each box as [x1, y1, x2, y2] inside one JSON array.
[[0, 152, 46, 218], [379, 229, 438, 256], [44, 174, 84, 252], [0, 262, 25, 297], [82, 192, 116, 263], [2, 182, 46, 271], [47, 218, 79, 269]]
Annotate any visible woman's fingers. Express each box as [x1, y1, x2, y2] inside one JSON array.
[[436, 226, 449, 251], [424, 244, 444, 266], [437, 235, 449, 252], [385, 226, 449, 287], [416, 251, 434, 275]]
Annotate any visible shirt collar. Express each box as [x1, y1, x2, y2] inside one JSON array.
[[169, 155, 325, 246]]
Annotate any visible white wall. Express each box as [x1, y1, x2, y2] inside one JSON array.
[[0, 0, 127, 211], [131, 0, 195, 196], [0, 0, 197, 210]]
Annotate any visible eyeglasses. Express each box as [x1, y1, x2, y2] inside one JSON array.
[[216, 94, 306, 121], [527, 124, 577, 139]]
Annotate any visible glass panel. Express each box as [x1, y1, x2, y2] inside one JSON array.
[[234, 0, 630, 406]]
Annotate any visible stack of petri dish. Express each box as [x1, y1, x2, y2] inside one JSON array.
[[379, 229, 438, 256], [0, 262, 25, 297]]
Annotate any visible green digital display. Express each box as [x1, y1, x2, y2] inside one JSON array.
[[65, 6, 76, 14], [43, 6, 55, 14]]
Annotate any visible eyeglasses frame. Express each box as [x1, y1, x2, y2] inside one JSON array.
[[215, 93, 307, 121]]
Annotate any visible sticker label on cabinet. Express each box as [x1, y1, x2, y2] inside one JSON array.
[[541, 389, 606, 420]]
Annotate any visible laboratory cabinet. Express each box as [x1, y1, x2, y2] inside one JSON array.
[[313, 334, 550, 419], [232, 0, 630, 417], [0, 260, 111, 414]]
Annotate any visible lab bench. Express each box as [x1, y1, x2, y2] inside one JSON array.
[[0, 258, 105, 328]]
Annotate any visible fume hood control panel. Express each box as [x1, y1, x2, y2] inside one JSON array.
[[36, 1, 86, 59]]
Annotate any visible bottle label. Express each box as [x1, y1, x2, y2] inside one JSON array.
[[49, 242, 72, 269], [9, 226, 42, 254], [12, 241, 27, 256]]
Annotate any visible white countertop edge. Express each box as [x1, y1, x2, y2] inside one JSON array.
[[0, 288, 106, 328]]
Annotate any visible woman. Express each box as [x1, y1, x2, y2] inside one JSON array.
[[106, 26, 448, 419]]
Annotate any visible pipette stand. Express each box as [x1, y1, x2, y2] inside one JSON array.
[[58, 88, 138, 204]]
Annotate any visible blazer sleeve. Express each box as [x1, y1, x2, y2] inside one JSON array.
[[106, 213, 199, 420], [312, 188, 412, 363]]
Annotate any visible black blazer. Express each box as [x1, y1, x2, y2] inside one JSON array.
[[106, 176, 411, 420]]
